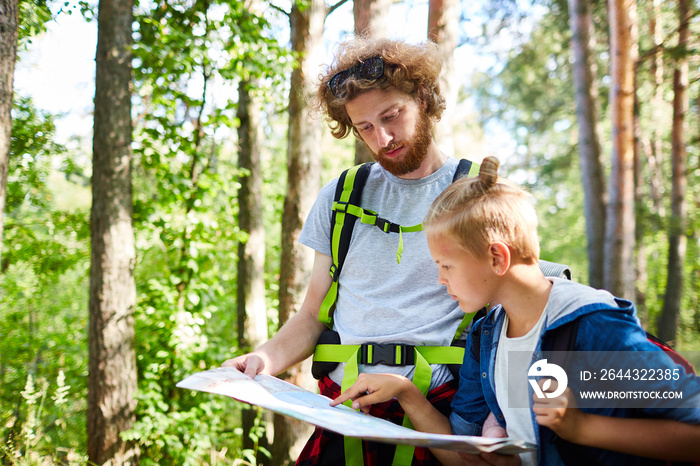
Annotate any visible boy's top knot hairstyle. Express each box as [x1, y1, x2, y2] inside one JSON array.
[[477, 155, 500, 190], [424, 156, 540, 264], [314, 36, 446, 140]]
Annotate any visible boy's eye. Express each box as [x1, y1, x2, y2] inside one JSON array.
[[384, 111, 398, 121]]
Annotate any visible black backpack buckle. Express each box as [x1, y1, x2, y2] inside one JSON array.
[[360, 343, 415, 366], [374, 217, 391, 233], [372, 216, 401, 234]]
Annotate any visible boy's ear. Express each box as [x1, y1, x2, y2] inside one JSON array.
[[489, 242, 511, 275]]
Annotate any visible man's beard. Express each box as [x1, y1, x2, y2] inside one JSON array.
[[371, 113, 433, 177]]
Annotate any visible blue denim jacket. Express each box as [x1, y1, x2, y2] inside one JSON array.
[[449, 278, 700, 466]]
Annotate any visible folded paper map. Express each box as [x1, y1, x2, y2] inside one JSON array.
[[177, 367, 535, 455]]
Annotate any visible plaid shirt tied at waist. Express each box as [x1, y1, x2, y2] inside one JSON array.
[[296, 375, 458, 466]]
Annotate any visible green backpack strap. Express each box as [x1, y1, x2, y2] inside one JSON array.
[[332, 202, 424, 264], [338, 344, 455, 466], [319, 163, 374, 328], [453, 158, 478, 181]]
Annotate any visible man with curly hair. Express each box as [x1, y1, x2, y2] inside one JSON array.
[[224, 36, 480, 466]]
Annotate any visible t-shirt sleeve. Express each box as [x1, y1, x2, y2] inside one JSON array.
[[298, 178, 338, 256]]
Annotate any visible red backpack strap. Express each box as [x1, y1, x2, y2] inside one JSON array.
[[645, 331, 695, 375]]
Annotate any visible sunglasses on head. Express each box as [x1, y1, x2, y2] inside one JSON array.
[[327, 56, 385, 98]]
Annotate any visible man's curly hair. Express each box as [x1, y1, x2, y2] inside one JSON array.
[[314, 36, 446, 140]]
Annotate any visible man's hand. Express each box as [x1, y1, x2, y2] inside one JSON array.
[[222, 352, 270, 378]]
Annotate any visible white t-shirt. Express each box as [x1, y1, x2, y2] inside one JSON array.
[[495, 309, 547, 466], [299, 158, 466, 389]]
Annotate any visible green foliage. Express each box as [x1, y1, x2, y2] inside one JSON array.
[[5, 4, 92, 461], [471, 0, 699, 348], [7, 0, 293, 460], [534, 154, 589, 281], [17, 0, 52, 47], [1, 97, 90, 462], [629, 0, 700, 343], [473, 8, 579, 146], [6, 97, 63, 215], [123, 0, 292, 462], [471, 5, 590, 277], [1, 372, 88, 465]]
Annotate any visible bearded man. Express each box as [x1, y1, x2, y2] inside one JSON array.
[[224, 36, 481, 466]]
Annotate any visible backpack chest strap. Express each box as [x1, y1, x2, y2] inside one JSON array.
[[332, 201, 423, 235], [332, 200, 423, 264], [313, 343, 465, 366]]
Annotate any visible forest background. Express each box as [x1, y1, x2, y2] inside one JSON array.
[[1, 0, 699, 463]]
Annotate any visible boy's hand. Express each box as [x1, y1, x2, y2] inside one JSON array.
[[532, 379, 587, 441], [482, 411, 507, 438], [330, 373, 414, 413]]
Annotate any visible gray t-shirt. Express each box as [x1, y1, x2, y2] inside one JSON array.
[[299, 158, 465, 389]]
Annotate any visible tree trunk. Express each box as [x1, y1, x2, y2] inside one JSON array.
[[274, 0, 325, 462], [237, 78, 271, 464], [88, 0, 138, 463], [567, 0, 607, 288], [352, 0, 392, 165], [428, 0, 458, 158], [635, 0, 666, 328], [657, 0, 689, 343], [604, 0, 637, 299], [633, 92, 648, 325], [236, 80, 269, 358], [0, 0, 18, 269], [648, 0, 664, 215], [353, 0, 390, 37]]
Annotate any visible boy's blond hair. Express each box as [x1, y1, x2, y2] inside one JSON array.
[[315, 36, 446, 140], [424, 156, 540, 264]]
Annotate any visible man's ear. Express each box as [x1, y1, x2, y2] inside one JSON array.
[[416, 85, 429, 111], [489, 242, 511, 275]]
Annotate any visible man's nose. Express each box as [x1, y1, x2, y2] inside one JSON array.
[[375, 126, 392, 148]]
